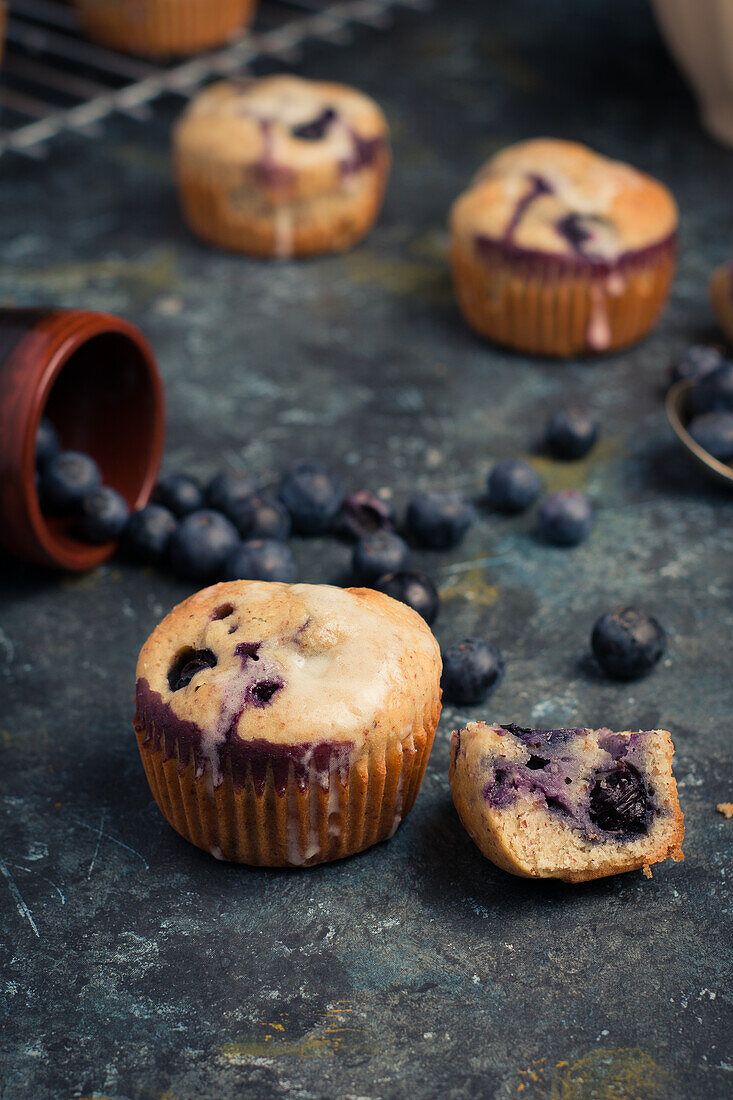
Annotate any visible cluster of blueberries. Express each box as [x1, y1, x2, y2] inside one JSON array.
[[671, 347, 733, 462], [35, 406, 664, 706]]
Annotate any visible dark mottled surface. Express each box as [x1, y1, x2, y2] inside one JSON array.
[[1, 1, 732, 1098]]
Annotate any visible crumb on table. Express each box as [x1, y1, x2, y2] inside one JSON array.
[[716, 802, 733, 819]]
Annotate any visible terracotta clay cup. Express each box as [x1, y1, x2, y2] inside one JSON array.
[[0, 308, 165, 571]]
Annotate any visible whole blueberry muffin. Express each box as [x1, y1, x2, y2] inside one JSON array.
[[450, 139, 678, 356], [450, 722, 684, 882], [73, 0, 255, 57], [135, 581, 441, 865], [709, 260, 733, 342], [173, 76, 391, 258]]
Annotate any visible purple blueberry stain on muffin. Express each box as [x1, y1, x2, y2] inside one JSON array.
[[167, 648, 217, 691], [291, 106, 337, 141], [478, 724, 659, 841], [235, 640, 261, 664], [503, 174, 553, 242]]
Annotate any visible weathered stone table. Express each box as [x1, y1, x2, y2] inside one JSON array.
[[1, 1, 731, 1097]]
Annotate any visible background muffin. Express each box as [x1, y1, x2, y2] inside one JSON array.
[[73, 0, 256, 57], [134, 580, 441, 866], [450, 138, 678, 357], [709, 260, 733, 342], [173, 75, 391, 257]]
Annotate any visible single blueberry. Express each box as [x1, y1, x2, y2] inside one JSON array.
[[278, 460, 344, 535], [77, 486, 129, 544], [169, 510, 240, 582], [352, 530, 410, 585], [230, 495, 291, 542], [670, 345, 724, 385], [544, 407, 599, 460], [375, 570, 439, 626], [588, 764, 650, 834], [224, 538, 297, 583], [122, 504, 177, 565], [690, 363, 733, 416], [36, 418, 60, 468], [168, 647, 217, 691], [335, 490, 394, 541], [487, 459, 542, 514], [441, 638, 504, 706], [153, 474, 204, 518], [206, 470, 259, 519], [248, 678, 283, 706], [537, 490, 593, 546], [688, 412, 733, 462], [407, 491, 474, 549], [291, 107, 336, 141], [591, 606, 665, 680], [41, 450, 102, 513]]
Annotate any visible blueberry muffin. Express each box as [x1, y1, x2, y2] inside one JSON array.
[[173, 76, 391, 257], [450, 722, 684, 882], [450, 139, 678, 356], [709, 260, 733, 342], [73, 0, 255, 57], [135, 580, 441, 865]]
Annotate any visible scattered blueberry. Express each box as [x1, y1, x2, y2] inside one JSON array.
[[230, 494, 291, 541], [441, 638, 504, 705], [224, 538, 297, 583], [41, 450, 102, 513], [670, 345, 724, 385], [153, 474, 204, 518], [278, 460, 343, 535], [168, 647, 217, 691], [690, 363, 733, 416], [123, 504, 177, 565], [335, 490, 394, 540], [544, 407, 599, 460], [537, 490, 593, 546], [487, 459, 542, 514], [291, 107, 336, 141], [588, 764, 650, 834], [407, 491, 474, 549], [352, 530, 410, 585], [591, 606, 666, 680], [206, 470, 259, 519], [36, 418, 59, 468], [168, 510, 240, 582], [77, 486, 130, 543], [375, 570, 439, 626], [688, 412, 733, 462]]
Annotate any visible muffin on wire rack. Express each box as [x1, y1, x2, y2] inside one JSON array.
[[134, 580, 441, 866], [173, 75, 391, 257], [73, 0, 256, 58], [449, 139, 678, 357]]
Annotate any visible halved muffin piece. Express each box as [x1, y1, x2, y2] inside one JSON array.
[[450, 722, 684, 883]]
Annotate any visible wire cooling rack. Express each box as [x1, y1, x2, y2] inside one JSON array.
[[0, 0, 430, 158]]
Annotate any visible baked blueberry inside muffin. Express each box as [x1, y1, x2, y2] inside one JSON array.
[[135, 580, 441, 865], [450, 721, 684, 882], [450, 139, 678, 356], [173, 75, 391, 257]]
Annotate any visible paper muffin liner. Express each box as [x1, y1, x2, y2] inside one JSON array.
[[173, 148, 390, 258], [450, 234, 677, 357], [73, 0, 255, 57], [135, 692, 439, 866]]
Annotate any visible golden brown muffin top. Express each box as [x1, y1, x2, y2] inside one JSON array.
[[450, 138, 678, 260], [173, 75, 388, 196], [136, 580, 440, 762]]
